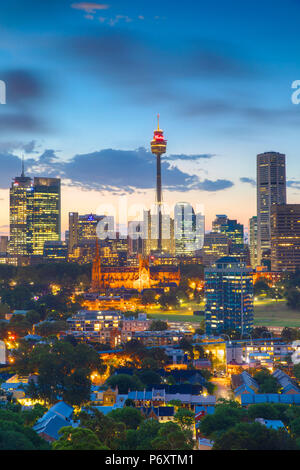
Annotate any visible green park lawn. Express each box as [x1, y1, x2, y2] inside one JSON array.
[[146, 299, 300, 327]]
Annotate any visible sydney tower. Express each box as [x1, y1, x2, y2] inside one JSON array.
[[151, 115, 167, 252]]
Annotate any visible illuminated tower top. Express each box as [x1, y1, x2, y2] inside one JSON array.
[[151, 114, 167, 156]]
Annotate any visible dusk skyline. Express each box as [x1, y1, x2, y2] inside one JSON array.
[[1, 0, 300, 236]]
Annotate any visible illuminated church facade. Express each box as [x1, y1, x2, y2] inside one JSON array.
[[91, 244, 180, 292]]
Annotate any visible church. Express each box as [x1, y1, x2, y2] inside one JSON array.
[[91, 243, 180, 292]]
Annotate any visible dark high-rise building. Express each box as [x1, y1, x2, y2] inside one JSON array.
[[257, 152, 286, 265], [271, 204, 300, 272], [151, 115, 167, 253], [9, 165, 33, 256], [249, 216, 258, 268], [212, 214, 244, 247], [30, 177, 61, 256], [201, 232, 230, 266], [205, 256, 253, 336]]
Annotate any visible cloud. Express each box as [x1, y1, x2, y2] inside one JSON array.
[[71, 3, 109, 14], [0, 69, 52, 134], [0, 147, 234, 193], [0, 147, 231, 194], [240, 177, 256, 186], [1, 69, 47, 105], [0, 140, 39, 154], [165, 154, 215, 161], [0, 113, 47, 133], [62, 31, 255, 109], [196, 179, 234, 192], [0, 153, 24, 188], [287, 180, 300, 190]]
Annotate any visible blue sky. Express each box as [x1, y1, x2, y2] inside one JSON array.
[[0, 0, 300, 235]]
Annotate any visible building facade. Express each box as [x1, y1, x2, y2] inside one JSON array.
[[271, 204, 300, 272], [257, 152, 286, 265], [205, 256, 254, 336]]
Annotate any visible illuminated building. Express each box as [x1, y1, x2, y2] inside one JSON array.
[[174, 202, 196, 257], [252, 269, 284, 287], [205, 256, 253, 336], [212, 214, 245, 261], [213, 214, 244, 247], [201, 232, 230, 266], [271, 204, 300, 272], [81, 293, 143, 311], [133, 330, 185, 347], [142, 210, 175, 256], [91, 243, 180, 292], [128, 220, 143, 256], [249, 216, 258, 268], [0, 236, 8, 254], [67, 310, 123, 332], [151, 115, 167, 252], [43, 240, 68, 262], [0, 341, 6, 365], [68, 213, 114, 262], [257, 152, 286, 265], [9, 164, 33, 256], [30, 177, 61, 256]]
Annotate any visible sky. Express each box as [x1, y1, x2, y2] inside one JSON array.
[[0, 0, 300, 237]]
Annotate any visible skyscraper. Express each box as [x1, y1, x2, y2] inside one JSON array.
[[257, 152, 286, 265], [151, 115, 167, 252], [174, 202, 197, 257], [142, 210, 175, 256], [205, 256, 253, 336], [249, 216, 258, 268], [271, 204, 300, 272], [9, 165, 33, 256], [30, 177, 61, 256], [212, 214, 244, 247]]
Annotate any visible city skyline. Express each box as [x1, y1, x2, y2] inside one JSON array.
[[1, 0, 300, 236]]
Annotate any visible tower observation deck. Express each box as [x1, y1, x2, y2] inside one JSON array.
[[151, 114, 167, 252]]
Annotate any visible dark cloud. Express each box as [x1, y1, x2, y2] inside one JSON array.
[[62, 30, 254, 108], [0, 147, 234, 193], [0, 140, 39, 153], [0, 113, 47, 133], [196, 179, 234, 192], [1, 69, 47, 105], [0, 153, 23, 188], [240, 177, 256, 186]]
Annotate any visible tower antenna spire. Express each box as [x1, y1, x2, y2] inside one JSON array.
[[21, 154, 25, 177], [157, 113, 160, 131]]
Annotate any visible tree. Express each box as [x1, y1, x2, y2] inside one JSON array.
[[213, 422, 297, 450], [286, 288, 300, 311], [141, 290, 156, 305], [14, 339, 105, 405], [151, 421, 194, 450], [199, 401, 246, 437], [149, 320, 168, 331], [108, 407, 144, 430], [253, 280, 271, 297], [253, 369, 280, 393], [105, 374, 143, 394], [63, 369, 91, 406], [53, 427, 108, 450], [0, 408, 50, 450], [293, 364, 300, 382], [136, 369, 162, 386], [79, 407, 126, 449], [174, 408, 195, 429]]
